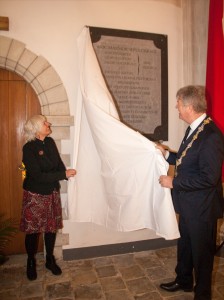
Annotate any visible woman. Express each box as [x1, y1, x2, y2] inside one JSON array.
[[20, 115, 76, 280]]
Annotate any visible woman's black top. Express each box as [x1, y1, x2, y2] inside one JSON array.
[[22, 137, 67, 195]]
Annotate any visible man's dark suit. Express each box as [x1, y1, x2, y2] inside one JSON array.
[[167, 116, 224, 299]]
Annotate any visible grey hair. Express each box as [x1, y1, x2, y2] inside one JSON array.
[[23, 115, 46, 142], [176, 85, 207, 113]]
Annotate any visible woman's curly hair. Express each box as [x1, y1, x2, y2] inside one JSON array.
[[23, 115, 46, 142]]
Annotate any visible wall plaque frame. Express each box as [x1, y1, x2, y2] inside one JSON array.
[[89, 26, 168, 141]]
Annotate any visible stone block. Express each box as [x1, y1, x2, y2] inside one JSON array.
[[44, 84, 68, 104], [36, 66, 62, 90], [46, 115, 74, 126], [60, 180, 67, 193], [48, 101, 70, 115], [55, 233, 69, 247], [0, 36, 12, 58], [38, 91, 49, 105], [16, 49, 37, 75], [50, 126, 70, 140], [54, 245, 63, 259], [60, 154, 70, 166], [0, 57, 6, 67], [54, 140, 61, 152], [5, 58, 17, 71], [25, 55, 50, 79], [7, 39, 26, 69], [41, 104, 50, 115], [30, 77, 45, 94]]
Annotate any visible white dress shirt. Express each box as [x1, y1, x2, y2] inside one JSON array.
[[186, 113, 207, 139], [165, 113, 207, 159]]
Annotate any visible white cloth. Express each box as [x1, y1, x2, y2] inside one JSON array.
[[67, 27, 180, 240]]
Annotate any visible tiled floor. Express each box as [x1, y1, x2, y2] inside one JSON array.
[[0, 246, 224, 300]]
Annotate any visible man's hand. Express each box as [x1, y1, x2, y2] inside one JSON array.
[[159, 175, 173, 188], [155, 143, 168, 157]]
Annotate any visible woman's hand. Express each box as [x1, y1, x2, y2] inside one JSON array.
[[66, 169, 77, 178]]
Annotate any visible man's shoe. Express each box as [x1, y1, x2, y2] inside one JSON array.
[[160, 281, 193, 292]]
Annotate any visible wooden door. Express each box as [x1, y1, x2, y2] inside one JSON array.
[[0, 69, 43, 254]]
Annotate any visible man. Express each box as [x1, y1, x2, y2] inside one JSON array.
[[157, 85, 224, 300]]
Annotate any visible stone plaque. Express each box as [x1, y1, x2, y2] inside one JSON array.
[[90, 27, 168, 141]]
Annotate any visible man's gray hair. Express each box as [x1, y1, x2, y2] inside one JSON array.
[[176, 85, 207, 113], [23, 115, 46, 142]]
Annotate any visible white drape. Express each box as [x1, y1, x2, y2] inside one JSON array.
[[67, 27, 180, 240]]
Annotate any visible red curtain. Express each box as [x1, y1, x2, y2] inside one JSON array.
[[206, 0, 224, 180]]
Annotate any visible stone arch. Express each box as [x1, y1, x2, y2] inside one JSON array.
[[0, 35, 72, 257], [0, 34, 74, 164], [0, 36, 72, 115]]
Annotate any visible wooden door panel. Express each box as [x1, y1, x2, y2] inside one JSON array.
[[0, 68, 9, 80], [9, 81, 26, 218], [8, 71, 24, 81], [8, 81, 27, 253], [0, 81, 10, 219], [26, 85, 42, 119], [0, 69, 42, 255]]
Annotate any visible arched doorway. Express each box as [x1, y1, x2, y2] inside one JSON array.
[[0, 35, 73, 257]]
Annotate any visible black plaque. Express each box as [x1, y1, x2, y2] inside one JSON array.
[[89, 26, 168, 141]]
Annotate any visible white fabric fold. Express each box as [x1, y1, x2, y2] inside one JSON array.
[[67, 27, 180, 240]]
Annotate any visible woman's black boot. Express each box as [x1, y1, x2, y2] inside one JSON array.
[[45, 255, 62, 275], [25, 233, 39, 281], [44, 232, 62, 275], [27, 257, 37, 280]]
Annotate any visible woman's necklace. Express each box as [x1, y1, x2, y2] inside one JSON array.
[[175, 117, 212, 177]]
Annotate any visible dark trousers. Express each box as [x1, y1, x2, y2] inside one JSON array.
[[25, 232, 56, 258], [175, 216, 217, 300]]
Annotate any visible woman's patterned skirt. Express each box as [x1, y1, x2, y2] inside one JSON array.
[[20, 189, 63, 233]]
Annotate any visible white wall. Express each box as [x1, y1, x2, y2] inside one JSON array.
[[0, 0, 184, 249]]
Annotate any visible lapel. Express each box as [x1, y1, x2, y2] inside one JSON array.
[[178, 133, 193, 155]]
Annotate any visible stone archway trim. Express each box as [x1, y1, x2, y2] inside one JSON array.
[[0, 35, 72, 116]]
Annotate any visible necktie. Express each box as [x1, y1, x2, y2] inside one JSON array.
[[182, 126, 191, 143]]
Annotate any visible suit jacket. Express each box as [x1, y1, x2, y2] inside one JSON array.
[[168, 117, 224, 222]]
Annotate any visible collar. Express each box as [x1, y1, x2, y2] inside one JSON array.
[[35, 137, 46, 145], [189, 113, 207, 133]]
